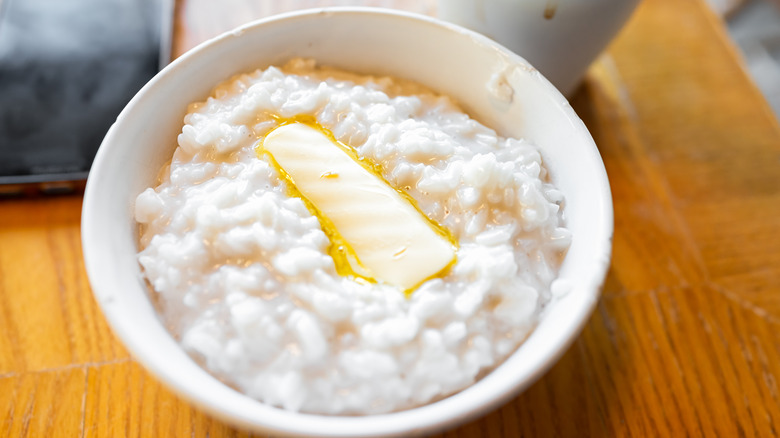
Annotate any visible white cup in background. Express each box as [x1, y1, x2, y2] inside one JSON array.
[[438, 0, 641, 96]]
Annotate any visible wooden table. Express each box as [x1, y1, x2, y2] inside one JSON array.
[[3, 0, 780, 435]]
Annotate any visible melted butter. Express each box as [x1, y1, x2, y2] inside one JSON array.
[[256, 115, 458, 296]]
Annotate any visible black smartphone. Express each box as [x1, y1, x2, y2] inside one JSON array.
[[0, 0, 172, 193]]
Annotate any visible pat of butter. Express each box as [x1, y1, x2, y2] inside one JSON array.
[[261, 122, 456, 290]]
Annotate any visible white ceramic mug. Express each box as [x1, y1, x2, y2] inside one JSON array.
[[438, 0, 641, 96]]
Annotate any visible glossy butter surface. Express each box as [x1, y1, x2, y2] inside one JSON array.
[[261, 121, 457, 290]]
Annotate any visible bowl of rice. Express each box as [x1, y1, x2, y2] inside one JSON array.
[[82, 7, 613, 437]]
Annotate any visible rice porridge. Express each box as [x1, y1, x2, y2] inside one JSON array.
[[135, 58, 571, 415]]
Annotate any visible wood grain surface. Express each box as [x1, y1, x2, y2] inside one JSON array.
[[2, 0, 780, 436]]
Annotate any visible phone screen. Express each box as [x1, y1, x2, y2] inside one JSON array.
[[0, 0, 167, 185]]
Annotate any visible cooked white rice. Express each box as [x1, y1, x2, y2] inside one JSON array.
[[135, 58, 571, 415]]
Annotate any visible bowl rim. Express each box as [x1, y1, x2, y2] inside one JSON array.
[[82, 6, 613, 437]]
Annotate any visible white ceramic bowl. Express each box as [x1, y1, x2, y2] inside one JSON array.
[[438, 0, 641, 96], [82, 8, 613, 437]]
